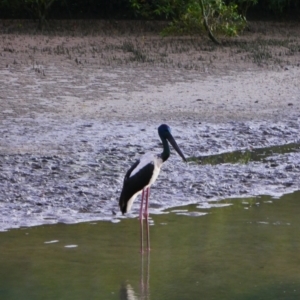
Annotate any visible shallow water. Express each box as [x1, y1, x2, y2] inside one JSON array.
[[190, 142, 300, 165], [1, 191, 300, 300]]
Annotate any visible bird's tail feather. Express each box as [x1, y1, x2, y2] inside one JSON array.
[[119, 194, 127, 215]]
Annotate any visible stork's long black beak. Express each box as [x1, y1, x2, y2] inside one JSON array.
[[167, 134, 187, 162]]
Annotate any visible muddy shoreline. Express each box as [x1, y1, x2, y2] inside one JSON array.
[[0, 20, 300, 231]]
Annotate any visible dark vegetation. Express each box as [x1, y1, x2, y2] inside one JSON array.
[[0, 0, 299, 44], [0, 0, 299, 20]]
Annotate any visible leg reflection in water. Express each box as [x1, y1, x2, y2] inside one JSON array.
[[119, 251, 150, 300], [140, 249, 150, 299], [140, 189, 151, 253]]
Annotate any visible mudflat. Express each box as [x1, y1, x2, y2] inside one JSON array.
[[0, 20, 299, 231], [1, 20, 299, 124]]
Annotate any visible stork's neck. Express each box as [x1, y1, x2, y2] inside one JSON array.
[[160, 138, 170, 162]]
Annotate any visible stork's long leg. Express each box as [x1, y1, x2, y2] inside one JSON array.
[[144, 187, 150, 218], [140, 190, 145, 253], [145, 188, 150, 251], [140, 189, 145, 221]]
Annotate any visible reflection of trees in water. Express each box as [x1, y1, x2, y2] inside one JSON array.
[[120, 252, 150, 300]]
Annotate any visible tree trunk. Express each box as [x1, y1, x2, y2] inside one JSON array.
[[199, 0, 221, 45]]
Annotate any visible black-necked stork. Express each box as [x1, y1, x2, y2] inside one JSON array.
[[119, 124, 187, 251]]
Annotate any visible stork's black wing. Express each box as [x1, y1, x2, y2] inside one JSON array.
[[119, 161, 155, 214], [124, 159, 140, 181]]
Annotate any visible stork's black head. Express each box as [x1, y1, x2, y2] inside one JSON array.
[[158, 124, 171, 139], [158, 124, 187, 162]]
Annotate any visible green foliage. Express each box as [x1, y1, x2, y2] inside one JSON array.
[[0, 0, 58, 28], [23, 0, 57, 29], [267, 0, 291, 14], [0, 0, 298, 30], [130, 0, 247, 41], [129, 0, 189, 19], [202, 0, 246, 36], [0, 0, 23, 15], [228, 0, 258, 18]]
